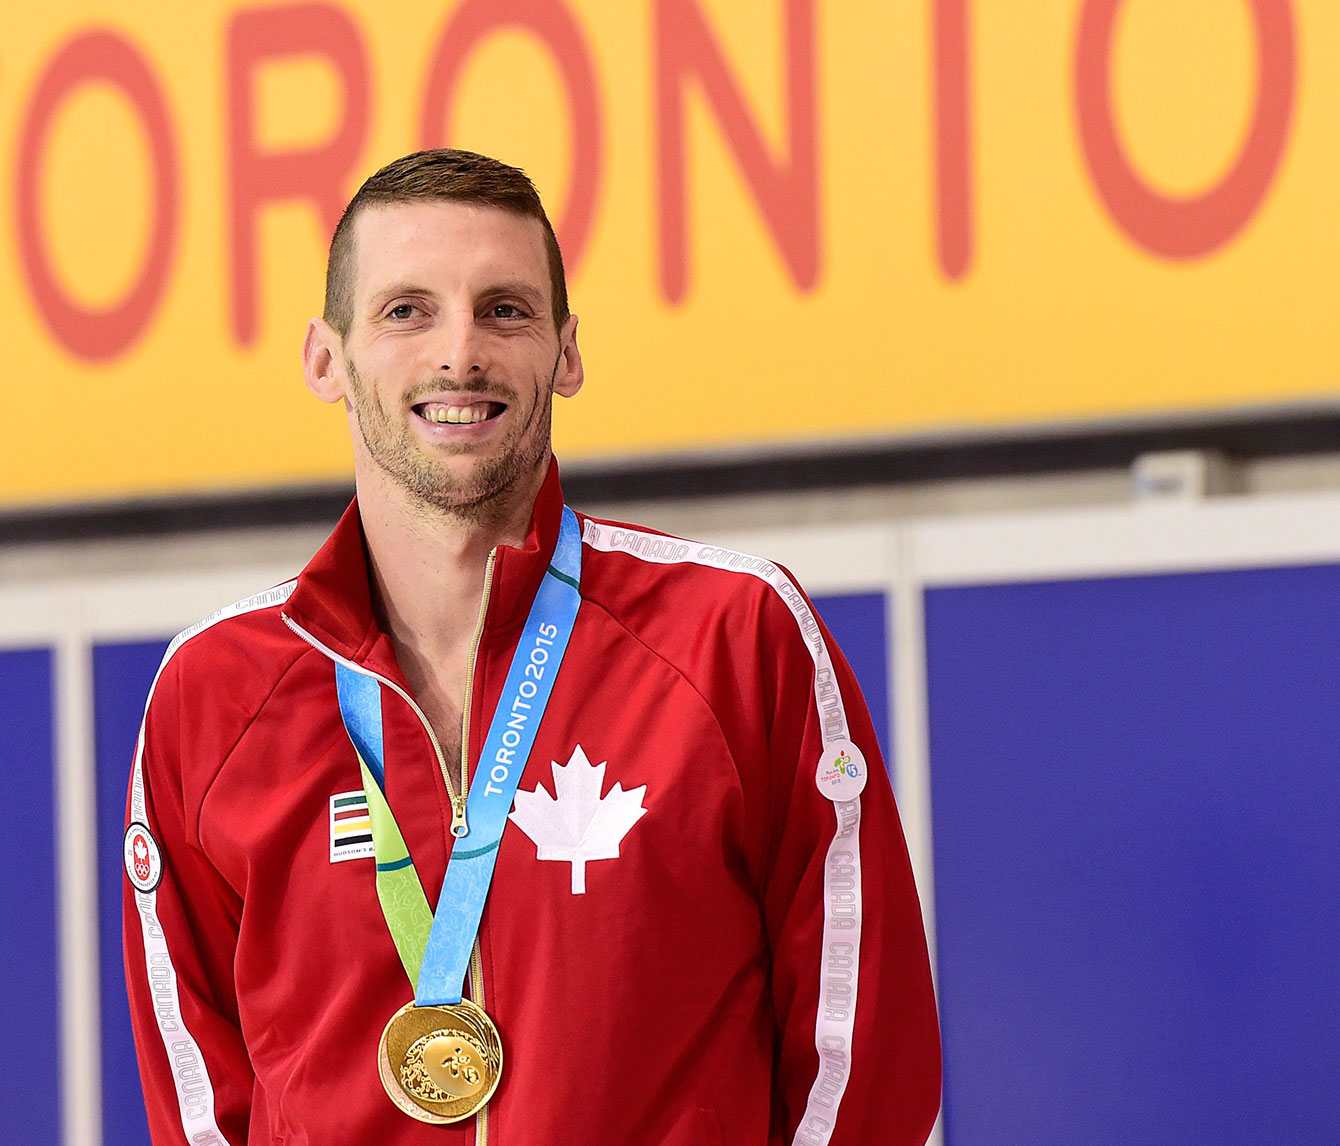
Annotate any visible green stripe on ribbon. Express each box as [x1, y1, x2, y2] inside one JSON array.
[[357, 757, 433, 983], [546, 563, 580, 592]]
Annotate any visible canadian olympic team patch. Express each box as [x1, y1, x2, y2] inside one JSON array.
[[815, 739, 868, 801], [124, 822, 163, 893]]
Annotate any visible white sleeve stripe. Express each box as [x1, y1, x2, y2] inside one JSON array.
[[128, 580, 297, 1146], [794, 798, 862, 1145], [579, 520, 861, 1144]]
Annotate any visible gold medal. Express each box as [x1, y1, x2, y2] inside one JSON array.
[[378, 999, 504, 1123]]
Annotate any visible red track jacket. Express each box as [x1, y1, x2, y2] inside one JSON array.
[[124, 463, 941, 1146]]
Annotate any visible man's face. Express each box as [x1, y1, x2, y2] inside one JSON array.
[[331, 200, 580, 518]]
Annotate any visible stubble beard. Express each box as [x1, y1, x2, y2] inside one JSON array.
[[345, 358, 554, 526]]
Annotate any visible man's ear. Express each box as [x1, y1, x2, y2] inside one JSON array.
[[303, 318, 347, 404], [554, 314, 584, 398]]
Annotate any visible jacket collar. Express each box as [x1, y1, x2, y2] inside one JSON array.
[[283, 458, 568, 673]]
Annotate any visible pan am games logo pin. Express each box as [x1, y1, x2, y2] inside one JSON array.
[[816, 740, 867, 802], [124, 822, 163, 893]]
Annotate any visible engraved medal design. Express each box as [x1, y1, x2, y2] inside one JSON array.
[[378, 1000, 504, 1124]]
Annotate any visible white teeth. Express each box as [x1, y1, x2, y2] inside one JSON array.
[[421, 403, 493, 424]]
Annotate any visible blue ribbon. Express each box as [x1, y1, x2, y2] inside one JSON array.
[[334, 668, 385, 789], [336, 506, 582, 1007], [418, 506, 582, 1004]]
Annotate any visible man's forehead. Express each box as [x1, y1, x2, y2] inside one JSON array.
[[351, 200, 550, 299]]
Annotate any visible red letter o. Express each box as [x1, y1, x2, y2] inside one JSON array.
[[419, 0, 602, 275], [1075, 0, 1295, 259], [16, 30, 179, 361]]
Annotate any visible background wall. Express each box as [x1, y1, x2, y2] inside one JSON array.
[[4, 0, 1340, 508], [7, 470, 1340, 1146]]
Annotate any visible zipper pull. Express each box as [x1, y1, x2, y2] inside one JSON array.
[[450, 796, 469, 838]]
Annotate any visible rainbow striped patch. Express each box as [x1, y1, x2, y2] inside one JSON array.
[[329, 790, 374, 863]]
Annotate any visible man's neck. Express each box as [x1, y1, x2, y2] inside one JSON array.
[[357, 461, 547, 676]]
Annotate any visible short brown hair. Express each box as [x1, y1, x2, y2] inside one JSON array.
[[324, 149, 568, 335]]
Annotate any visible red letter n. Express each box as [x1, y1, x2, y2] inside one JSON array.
[[655, 0, 819, 304], [227, 3, 370, 345]]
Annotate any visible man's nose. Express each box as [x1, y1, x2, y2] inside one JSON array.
[[434, 307, 488, 376]]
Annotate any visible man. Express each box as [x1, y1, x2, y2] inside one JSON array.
[[124, 149, 940, 1145]]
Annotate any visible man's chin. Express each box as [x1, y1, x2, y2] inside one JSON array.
[[397, 456, 545, 520]]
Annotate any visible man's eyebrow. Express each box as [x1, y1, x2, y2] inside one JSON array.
[[481, 280, 548, 308]]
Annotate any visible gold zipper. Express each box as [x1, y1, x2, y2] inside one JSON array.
[[287, 557, 498, 1144], [454, 548, 498, 836], [281, 614, 457, 801], [459, 552, 497, 1146], [472, 938, 488, 1146], [282, 548, 495, 830]]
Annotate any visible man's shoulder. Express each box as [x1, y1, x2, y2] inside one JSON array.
[[574, 511, 833, 741], [146, 578, 306, 718], [578, 512, 787, 607], [576, 511, 823, 654]]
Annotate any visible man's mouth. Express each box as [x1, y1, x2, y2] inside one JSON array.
[[413, 401, 506, 425]]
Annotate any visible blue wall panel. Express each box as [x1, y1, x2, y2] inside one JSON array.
[[813, 591, 891, 768], [94, 640, 168, 1146], [926, 564, 1340, 1146], [0, 647, 61, 1144]]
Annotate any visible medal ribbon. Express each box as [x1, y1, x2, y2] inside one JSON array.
[[334, 506, 583, 1005]]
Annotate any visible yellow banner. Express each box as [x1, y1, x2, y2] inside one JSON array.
[[4, 1, 1337, 507]]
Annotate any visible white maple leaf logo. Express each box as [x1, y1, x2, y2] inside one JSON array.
[[134, 838, 148, 863], [509, 745, 648, 894]]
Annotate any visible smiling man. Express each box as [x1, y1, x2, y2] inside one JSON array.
[[123, 150, 941, 1146]]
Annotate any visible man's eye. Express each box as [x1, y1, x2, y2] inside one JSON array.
[[492, 304, 523, 320], [388, 303, 417, 320]]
